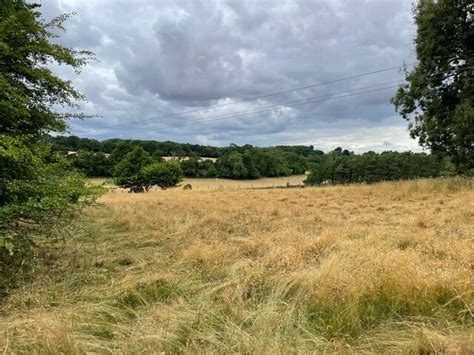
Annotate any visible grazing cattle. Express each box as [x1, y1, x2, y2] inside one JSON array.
[[128, 185, 147, 193]]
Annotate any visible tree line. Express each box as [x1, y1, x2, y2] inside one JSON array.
[[304, 148, 451, 185], [45, 135, 319, 179], [46, 135, 456, 183]]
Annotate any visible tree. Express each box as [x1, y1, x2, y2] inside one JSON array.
[[70, 150, 114, 177], [254, 151, 281, 177], [180, 157, 199, 177], [0, 1, 93, 136], [152, 149, 164, 162], [242, 150, 260, 179], [110, 141, 133, 165], [114, 147, 153, 189], [198, 160, 218, 177], [216, 151, 248, 179], [142, 162, 183, 189], [392, 0, 473, 174], [282, 152, 308, 175], [0, 1, 98, 296]]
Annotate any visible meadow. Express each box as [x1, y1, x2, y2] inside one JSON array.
[[88, 174, 308, 190], [0, 178, 472, 353]]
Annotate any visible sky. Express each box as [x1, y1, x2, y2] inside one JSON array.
[[40, 0, 422, 152]]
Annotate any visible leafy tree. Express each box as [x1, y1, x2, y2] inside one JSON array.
[[114, 147, 153, 189], [180, 157, 199, 177], [110, 141, 133, 165], [152, 149, 164, 162], [198, 160, 218, 178], [282, 152, 308, 175], [0, 1, 99, 295], [216, 151, 248, 179], [142, 162, 183, 189], [392, 0, 473, 174], [0, 136, 101, 296], [69, 150, 114, 177], [0, 1, 93, 136], [242, 150, 260, 179], [254, 151, 281, 177]]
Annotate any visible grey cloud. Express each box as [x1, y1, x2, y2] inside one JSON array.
[[42, 0, 419, 152]]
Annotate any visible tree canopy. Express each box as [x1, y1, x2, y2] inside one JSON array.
[[304, 149, 444, 186], [114, 147, 154, 189], [142, 162, 183, 190], [0, 0, 93, 136], [0, 1, 98, 296], [114, 147, 183, 191], [392, 0, 473, 174]]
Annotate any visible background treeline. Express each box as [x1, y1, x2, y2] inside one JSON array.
[[45, 135, 454, 182], [305, 148, 453, 185], [44, 135, 321, 179], [45, 135, 223, 157]]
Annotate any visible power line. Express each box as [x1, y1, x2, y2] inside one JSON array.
[[114, 80, 405, 135], [118, 80, 404, 133], [87, 62, 415, 130]]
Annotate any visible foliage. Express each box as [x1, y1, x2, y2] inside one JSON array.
[[242, 150, 260, 179], [392, 0, 473, 174], [0, 135, 102, 296], [114, 148, 182, 190], [47, 135, 222, 157], [142, 162, 183, 190], [0, 1, 99, 297], [0, 0, 93, 136], [216, 151, 249, 179], [305, 149, 442, 185], [69, 150, 114, 177], [114, 147, 153, 188], [46, 135, 453, 183]]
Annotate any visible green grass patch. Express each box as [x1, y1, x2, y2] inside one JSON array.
[[117, 279, 181, 309], [306, 284, 471, 339]]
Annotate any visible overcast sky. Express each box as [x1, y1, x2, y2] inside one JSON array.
[[41, 0, 421, 152]]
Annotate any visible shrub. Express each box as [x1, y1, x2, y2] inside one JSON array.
[[0, 0, 99, 298], [142, 162, 183, 190], [114, 147, 153, 189], [0, 136, 102, 297]]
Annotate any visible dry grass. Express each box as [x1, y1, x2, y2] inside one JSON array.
[[88, 174, 307, 190], [0, 178, 473, 353], [180, 174, 307, 190]]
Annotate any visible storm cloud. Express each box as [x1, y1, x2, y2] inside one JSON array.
[[41, 0, 421, 152]]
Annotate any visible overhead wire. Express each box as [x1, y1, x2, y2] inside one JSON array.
[[85, 62, 415, 130], [108, 79, 406, 134]]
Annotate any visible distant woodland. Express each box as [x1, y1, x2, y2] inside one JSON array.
[[45, 135, 454, 184]]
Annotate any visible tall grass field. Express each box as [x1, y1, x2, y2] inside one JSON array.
[[0, 178, 472, 353]]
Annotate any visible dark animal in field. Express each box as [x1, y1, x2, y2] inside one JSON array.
[[183, 184, 192, 190], [128, 185, 147, 193]]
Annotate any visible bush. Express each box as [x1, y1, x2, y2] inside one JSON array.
[[0, 135, 103, 297], [114, 147, 153, 189], [142, 162, 183, 190], [0, 0, 101, 298]]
